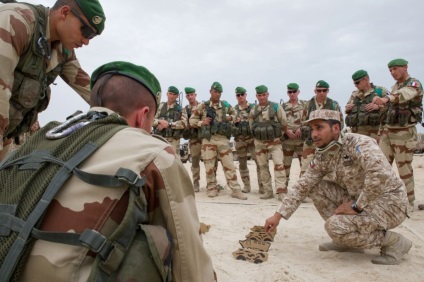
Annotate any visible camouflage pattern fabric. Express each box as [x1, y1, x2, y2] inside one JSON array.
[[235, 136, 262, 192], [190, 100, 243, 194], [277, 133, 408, 249], [282, 100, 306, 186], [249, 103, 288, 195], [300, 97, 343, 174], [0, 3, 91, 156], [379, 77, 422, 204], [20, 107, 215, 282], [190, 138, 202, 189]]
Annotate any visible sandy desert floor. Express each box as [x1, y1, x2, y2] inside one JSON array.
[[183, 154, 424, 282]]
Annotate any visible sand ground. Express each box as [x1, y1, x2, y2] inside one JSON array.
[[183, 154, 424, 282]]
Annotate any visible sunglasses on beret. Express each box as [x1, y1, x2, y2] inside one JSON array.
[[315, 89, 328, 93], [70, 8, 97, 40], [287, 90, 297, 94], [236, 93, 245, 97]]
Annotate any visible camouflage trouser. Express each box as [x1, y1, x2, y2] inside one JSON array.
[[379, 126, 417, 204], [0, 138, 13, 161], [281, 138, 304, 187], [254, 138, 286, 194], [300, 141, 316, 175], [351, 125, 380, 141], [235, 136, 262, 190], [165, 137, 181, 159], [201, 135, 242, 192], [310, 180, 407, 249], [189, 138, 202, 186]]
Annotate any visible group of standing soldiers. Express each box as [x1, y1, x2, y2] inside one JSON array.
[[152, 58, 423, 208]]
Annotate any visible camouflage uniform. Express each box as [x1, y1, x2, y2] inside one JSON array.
[[300, 97, 343, 174], [21, 107, 215, 282], [0, 3, 92, 160], [281, 99, 306, 187], [345, 85, 389, 140], [277, 133, 408, 249], [153, 102, 187, 156], [233, 102, 263, 193], [189, 99, 245, 198], [249, 102, 288, 198], [183, 103, 202, 191], [379, 76, 423, 204]]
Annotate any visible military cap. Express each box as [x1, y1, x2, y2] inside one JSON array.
[[90, 61, 161, 108], [287, 83, 299, 90], [211, 82, 223, 92], [388, 58, 408, 68], [235, 86, 246, 94], [255, 85, 268, 94], [306, 110, 340, 123], [316, 80, 329, 89], [76, 0, 106, 34], [168, 86, 179, 94], [352, 70, 368, 81], [184, 87, 196, 94]]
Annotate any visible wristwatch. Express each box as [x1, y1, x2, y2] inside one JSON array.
[[351, 201, 363, 214]]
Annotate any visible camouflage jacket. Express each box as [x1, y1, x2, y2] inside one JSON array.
[[21, 107, 215, 282], [277, 133, 408, 222], [189, 99, 236, 127], [282, 100, 306, 131], [248, 102, 288, 131], [303, 97, 344, 128], [0, 3, 91, 144], [153, 102, 187, 129]]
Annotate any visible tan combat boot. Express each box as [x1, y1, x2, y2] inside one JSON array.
[[260, 191, 274, 200], [242, 184, 251, 193], [418, 204, 424, 210], [207, 189, 218, 198], [371, 231, 412, 265], [193, 180, 200, 192], [258, 184, 265, 194], [319, 241, 364, 253], [231, 190, 248, 200]]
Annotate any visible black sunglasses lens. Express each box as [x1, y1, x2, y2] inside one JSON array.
[[81, 26, 96, 39]]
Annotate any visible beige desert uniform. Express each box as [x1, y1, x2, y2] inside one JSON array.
[[249, 101, 288, 198], [233, 102, 263, 193], [300, 97, 343, 174], [20, 107, 215, 282], [183, 103, 202, 191], [379, 77, 423, 204], [277, 133, 408, 250], [281, 99, 306, 187], [153, 102, 187, 155], [189, 100, 245, 198], [345, 85, 389, 140]]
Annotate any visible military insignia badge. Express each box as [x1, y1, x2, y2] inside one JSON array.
[[309, 160, 315, 168], [92, 16, 103, 24]]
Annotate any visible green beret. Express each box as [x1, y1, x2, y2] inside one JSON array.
[[76, 0, 106, 34], [235, 86, 246, 94], [316, 80, 329, 89], [184, 87, 196, 94], [352, 70, 368, 81], [388, 58, 408, 68], [168, 86, 179, 94], [211, 82, 223, 92], [255, 85, 268, 94], [287, 83, 299, 90], [90, 61, 161, 108]]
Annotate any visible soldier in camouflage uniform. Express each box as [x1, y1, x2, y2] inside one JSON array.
[[265, 109, 411, 265], [189, 82, 247, 200], [373, 58, 423, 207], [153, 86, 187, 156], [182, 87, 201, 192], [233, 86, 264, 194], [345, 70, 389, 141], [249, 85, 288, 200], [281, 83, 306, 188], [18, 61, 215, 281], [300, 80, 343, 175], [0, 0, 106, 160]]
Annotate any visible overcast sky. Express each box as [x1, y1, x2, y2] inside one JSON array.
[[26, 0, 424, 132]]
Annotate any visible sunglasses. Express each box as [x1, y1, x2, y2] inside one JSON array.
[[256, 93, 267, 97], [354, 79, 363, 85], [169, 92, 179, 95], [287, 90, 297, 94], [236, 93, 245, 97], [315, 89, 328, 93], [70, 9, 97, 39]]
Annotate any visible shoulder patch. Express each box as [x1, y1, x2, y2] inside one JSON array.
[[222, 100, 230, 109], [309, 159, 315, 169]]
